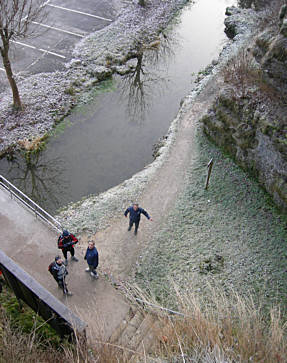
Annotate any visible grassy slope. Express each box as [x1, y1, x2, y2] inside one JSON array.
[[135, 126, 287, 312]]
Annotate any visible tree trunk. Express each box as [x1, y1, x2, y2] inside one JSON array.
[[1, 44, 22, 110]]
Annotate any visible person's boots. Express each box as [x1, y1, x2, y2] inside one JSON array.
[[91, 271, 98, 279], [71, 256, 78, 262], [64, 259, 68, 266]]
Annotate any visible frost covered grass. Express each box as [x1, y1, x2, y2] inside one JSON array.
[[0, 0, 189, 156], [135, 128, 287, 313]]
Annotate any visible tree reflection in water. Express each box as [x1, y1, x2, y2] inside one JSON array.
[[120, 31, 177, 123], [1, 150, 67, 212]]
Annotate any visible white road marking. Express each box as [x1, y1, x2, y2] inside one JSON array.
[[42, 0, 51, 7], [12, 41, 66, 59], [0, 67, 5, 72], [47, 4, 112, 21], [13, 41, 37, 50], [39, 48, 66, 58], [32, 21, 85, 38]]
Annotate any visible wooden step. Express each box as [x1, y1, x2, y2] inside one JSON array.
[[116, 310, 145, 348], [109, 307, 135, 344], [128, 319, 164, 363], [124, 314, 155, 361]]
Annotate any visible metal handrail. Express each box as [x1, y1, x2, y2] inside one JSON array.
[[0, 174, 62, 233], [135, 298, 185, 317]]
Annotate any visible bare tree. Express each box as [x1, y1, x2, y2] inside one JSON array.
[[0, 0, 47, 110], [119, 35, 175, 123], [3, 149, 67, 212]]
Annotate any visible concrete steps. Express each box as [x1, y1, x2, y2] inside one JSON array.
[[109, 307, 164, 362]]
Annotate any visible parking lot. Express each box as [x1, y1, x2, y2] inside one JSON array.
[[0, 0, 121, 90]]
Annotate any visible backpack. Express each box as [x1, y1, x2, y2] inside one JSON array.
[[48, 262, 55, 275]]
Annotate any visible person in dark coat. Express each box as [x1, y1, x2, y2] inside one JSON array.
[[48, 256, 72, 296], [84, 240, 99, 278], [124, 203, 152, 235], [58, 229, 79, 266]]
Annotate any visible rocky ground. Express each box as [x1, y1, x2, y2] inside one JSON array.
[[202, 1, 287, 212]]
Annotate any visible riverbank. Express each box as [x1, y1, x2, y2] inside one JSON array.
[[0, 0, 189, 156], [56, 5, 258, 235], [55, 2, 287, 316]]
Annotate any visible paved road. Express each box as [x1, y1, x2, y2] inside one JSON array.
[[0, 185, 130, 342], [0, 0, 123, 91]]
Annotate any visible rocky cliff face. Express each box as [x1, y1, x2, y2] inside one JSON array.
[[202, 4, 287, 210]]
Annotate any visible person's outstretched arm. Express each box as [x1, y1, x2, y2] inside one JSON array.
[[141, 208, 152, 221], [124, 207, 130, 218]]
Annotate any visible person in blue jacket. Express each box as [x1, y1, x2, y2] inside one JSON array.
[[84, 240, 99, 278], [124, 203, 152, 235]]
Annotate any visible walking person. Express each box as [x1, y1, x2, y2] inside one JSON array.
[[48, 256, 72, 296], [58, 229, 79, 266], [84, 240, 99, 279], [124, 203, 152, 235]]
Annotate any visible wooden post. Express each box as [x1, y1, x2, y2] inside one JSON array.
[[205, 158, 214, 190]]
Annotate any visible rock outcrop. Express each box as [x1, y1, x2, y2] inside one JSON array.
[[202, 4, 287, 210]]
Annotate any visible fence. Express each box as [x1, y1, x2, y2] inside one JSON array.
[[0, 175, 85, 339], [0, 249, 86, 339], [0, 174, 62, 232]]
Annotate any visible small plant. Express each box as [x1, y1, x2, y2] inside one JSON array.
[[199, 254, 224, 274], [64, 86, 75, 96]]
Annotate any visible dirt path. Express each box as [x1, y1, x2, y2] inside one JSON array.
[[0, 186, 130, 343], [82, 77, 223, 282], [0, 72, 223, 346]]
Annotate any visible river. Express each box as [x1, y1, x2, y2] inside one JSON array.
[[0, 0, 236, 213]]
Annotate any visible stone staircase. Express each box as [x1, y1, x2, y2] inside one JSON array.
[[108, 307, 164, 362]]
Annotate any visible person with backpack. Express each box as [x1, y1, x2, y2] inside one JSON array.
[[124, 203, 152, 235], [84, 240, 99, 278], [48, 256, 72, 296], [58, 229, 79, 266]]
